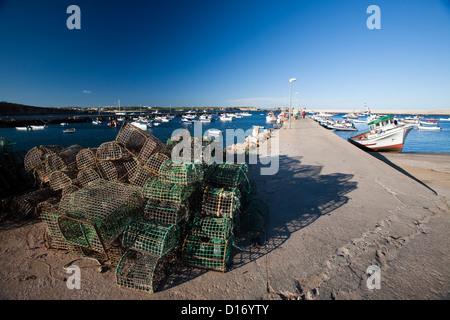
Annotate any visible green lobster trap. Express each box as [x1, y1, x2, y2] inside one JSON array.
[[205, 163, 249, 188], [57, 179, 144, 255], [201, 186, 241, 219], [115, 249, 169, 294], [122, 217, 180, 257], [143, 199, 190, 226], [158, 160, 203, 185], [142, 176, 195, 203], [241, 199, 270, 234], [182, 235, 231, 272], [190, 216, 233, 240]]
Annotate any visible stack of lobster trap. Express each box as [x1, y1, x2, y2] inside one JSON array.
[[21, 122, 268, 294]]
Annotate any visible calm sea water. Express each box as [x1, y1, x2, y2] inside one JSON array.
[[0, 111, 275, 153], [328, 114, 450, 153], [1, 112, 449, 154]]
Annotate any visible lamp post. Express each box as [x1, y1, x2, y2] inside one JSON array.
[[289, 78, 296, 129]]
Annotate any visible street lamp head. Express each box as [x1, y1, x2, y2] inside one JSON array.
[[289, 78, 297, 83]]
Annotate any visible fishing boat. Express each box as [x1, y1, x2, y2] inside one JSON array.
[[348, 115, 412, 152], [199, 115, 212, 122], [15, 126, 30, 131], [439, 117, 450, 121], [30, 125, 47, 130], [219, 114, 233, 121], [60, 122, 68, 126], [63, 128, 76, 134], [130, 121, 149, 130], [181, 117, 194, 124], [240, 112, 252, 116], [331, 120, 357, 131], [92, 120, 101, 125], [417, 124, 441, 131], [266, 112, 277, 122]]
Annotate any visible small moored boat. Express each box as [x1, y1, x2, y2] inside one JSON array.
[[63, 128, 76, 134]]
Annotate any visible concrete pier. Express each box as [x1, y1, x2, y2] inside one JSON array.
[[0, 117, 448, 300]]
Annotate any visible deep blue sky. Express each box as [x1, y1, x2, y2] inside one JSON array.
[[1, 0, 449, 110]]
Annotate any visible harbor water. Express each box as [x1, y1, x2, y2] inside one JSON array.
[[1, 112, 449, 154], [0, 111, 276, 153], [323, 114, 450, 153]]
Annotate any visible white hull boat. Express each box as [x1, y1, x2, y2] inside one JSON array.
[[131, 121, 149, 130], [348, 115, 412, 152], [266, 112, 277, 123], [417, 124, 441, 131]]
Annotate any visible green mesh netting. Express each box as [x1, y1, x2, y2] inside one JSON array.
[[122, 217, 180, 257], [115, 249, 168, 294], [182, 235, 231, 272], [143, 199, 189, 226], [201, 186, 241, 219], [241, 199, 269, 234], [57, 179, 144, 252], [158, 160, 203, 185], [205, 163, 249, 187], [142, 176, 195, 203], [190, 216, 232, 240]]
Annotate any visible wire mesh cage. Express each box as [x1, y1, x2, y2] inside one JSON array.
[[158, 160, 203, 185], [240, 199, 269, 234], [44, 145, 83, 173], [41, 209, 70, 251], [115, 122, 164, 159], [122, 217, 180, 257], [128, 164, 155, 188], [77, 166, 101, 187], [190, 216, 233, 240], [201, 186, 241, 219], [76, 148, 98, 170], [143, 199, 190, 226], [143, 152, 170, 174], [97, 160, 128, 182], [205, 163, 249, 188], [142, 176, 195, 203], [115, 249, 168, 294], [182, 235, 231, 272], [57, 179, 144, 253], [123, 157, 139, 179], [48, 167, 78, 191], [136, 135, 166, 165], [61, 184, 80, 199], [9, 187, 60, 219], [24, 145, 65, 172], [96, 141, 130, 162]]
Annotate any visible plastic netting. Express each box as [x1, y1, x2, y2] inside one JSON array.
[[241, 199, 269, 234], [158, 160, 203, 185], [205, 163, 249, 188], [122, 217, 180, 257], [182, 235, 231, 272], [201, 186, 241, 218], [142, 176, 196, 203], [190, 216, 232, 240], [57, 179, 144, 252], [115, 249, 168, 294], [143, 199, 189, 226]]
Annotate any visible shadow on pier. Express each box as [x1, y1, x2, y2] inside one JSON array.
[[232, 154, 357, 269]]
